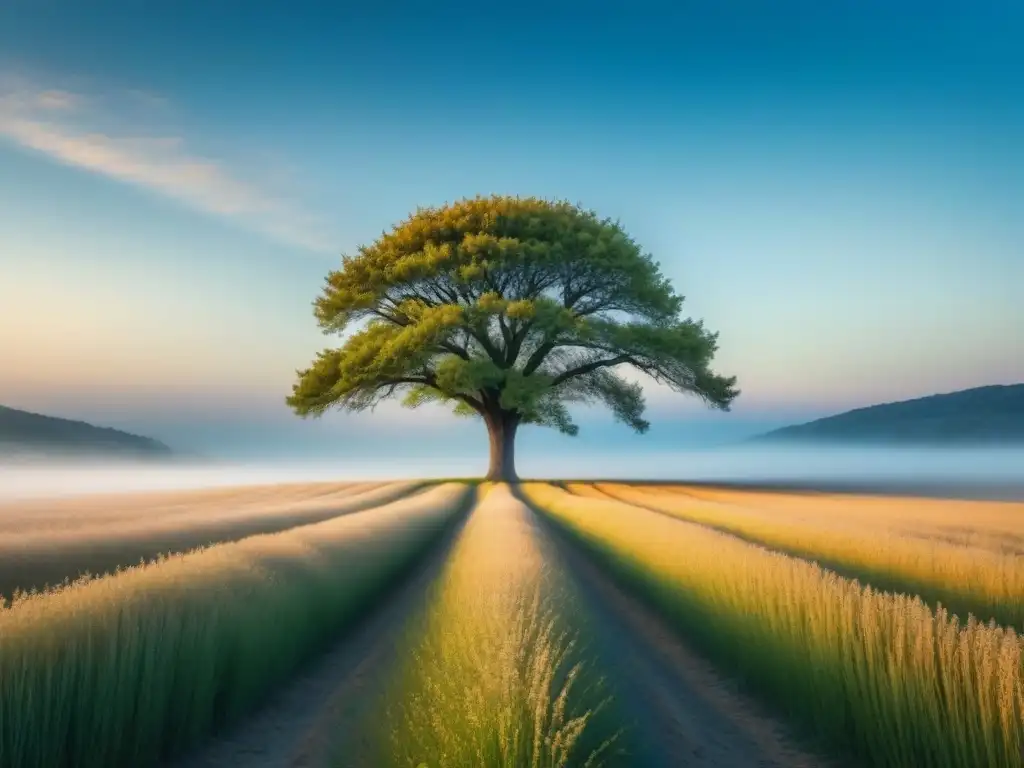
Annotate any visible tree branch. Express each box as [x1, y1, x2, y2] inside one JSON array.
[[465, 325, 505, 366], [439, 341, 472, 360], [551, 354, 637, 386], [497, 314, 513, 359], [522, 340, 557, 375], [370, 309, 470, 361], [371, 375, 484, 413], [505, 319, 534, 368]]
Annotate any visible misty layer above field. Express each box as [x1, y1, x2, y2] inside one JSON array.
[[752, 383, 1024, 446], [0, 405, 173, 458], [3, 445, 1023, 502]]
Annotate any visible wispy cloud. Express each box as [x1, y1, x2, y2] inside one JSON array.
[[33, 89, 81, 111], [0, 74, 336, 252]]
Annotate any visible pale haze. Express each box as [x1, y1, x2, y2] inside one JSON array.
[[3, 447, 1023, 502], [1, 4, 1022, 476]]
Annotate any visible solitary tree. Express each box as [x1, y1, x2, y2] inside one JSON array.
[[287, 196, 738, 481]]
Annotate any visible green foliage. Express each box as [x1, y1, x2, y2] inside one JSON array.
[[288, 195, 739, 435]]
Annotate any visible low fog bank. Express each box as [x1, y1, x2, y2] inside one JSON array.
[[1, 445, 1021, 502], [524, 445, 1024, 500], [0, 456, 470, 501]]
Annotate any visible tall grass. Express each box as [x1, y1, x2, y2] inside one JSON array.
[[589, 482, 1024, 631], [357, 484, 617, 768], [0, 481, 421, 599], [0, 483, 472, 768], [0, 481, 377, 535], [647, 485, 1024, 551], [524, 483, 1024, 768]]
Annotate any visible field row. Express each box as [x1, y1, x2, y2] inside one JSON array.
[[648, 483, 1024, 549], [526, 483, 1024, 768], [0, 481, 422, 599], [0, 481, 375, 534], [0, 482, 472, 768], [579, 482, 1024, 631], [348, 484, 621, 766], [3, 481, 1023, 767]]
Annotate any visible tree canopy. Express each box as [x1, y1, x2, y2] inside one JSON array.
[[287, 195, 739, 477]]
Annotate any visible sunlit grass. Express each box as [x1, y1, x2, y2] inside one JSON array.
[[559, 484, 614, 501], [588, 482, 1024, 630], [0, 480, 378, 534], [0, 481, 421, 599], [525, 482, 1024, 768], [358, 484, 617, 768], [0, 483, 472, 768], [648, 484, 1024, 553]]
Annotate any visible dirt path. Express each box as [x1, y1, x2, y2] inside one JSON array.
[[170, 484, 836, 768], [516, 489, 838, 768], [167, 507, 470, 768]]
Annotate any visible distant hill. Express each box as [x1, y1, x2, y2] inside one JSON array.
[[752, 384, 1024, 446], [0, 405, 173, 458]]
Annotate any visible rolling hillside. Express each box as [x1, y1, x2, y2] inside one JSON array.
[[753, 384, 1024, 445], [0, 405, 173, 458]]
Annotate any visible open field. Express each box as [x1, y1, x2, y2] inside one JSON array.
[[351, 483, 618, 767], [0, 481, 375, 534], [0, 481, 422, 599], [178, 483, 829, 768], [524, 483, 1024, 768], [636, 483, 1024, 545], [634, 477, 1024, 503], [0, 483, 471, 768], [585, 483, 1024, 630], [3, 478, 1022, 767]]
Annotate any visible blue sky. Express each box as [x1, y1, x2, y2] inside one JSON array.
[[1, 2, 1022, 468]]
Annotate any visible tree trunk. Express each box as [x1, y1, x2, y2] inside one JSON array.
[[485, 410, 519, 482]]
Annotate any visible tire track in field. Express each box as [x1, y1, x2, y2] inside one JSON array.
[[517, 486, 838, 768], [165, 495, 473, 768]]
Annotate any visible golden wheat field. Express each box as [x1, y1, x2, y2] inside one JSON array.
[[637, 484, 1024, 551], [587, 482, 1024, 630], [525, 483, 1024, 768], [354, 483, 618, 767], [2, 479, 1022, 768], [0, 480, 422, 599]]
